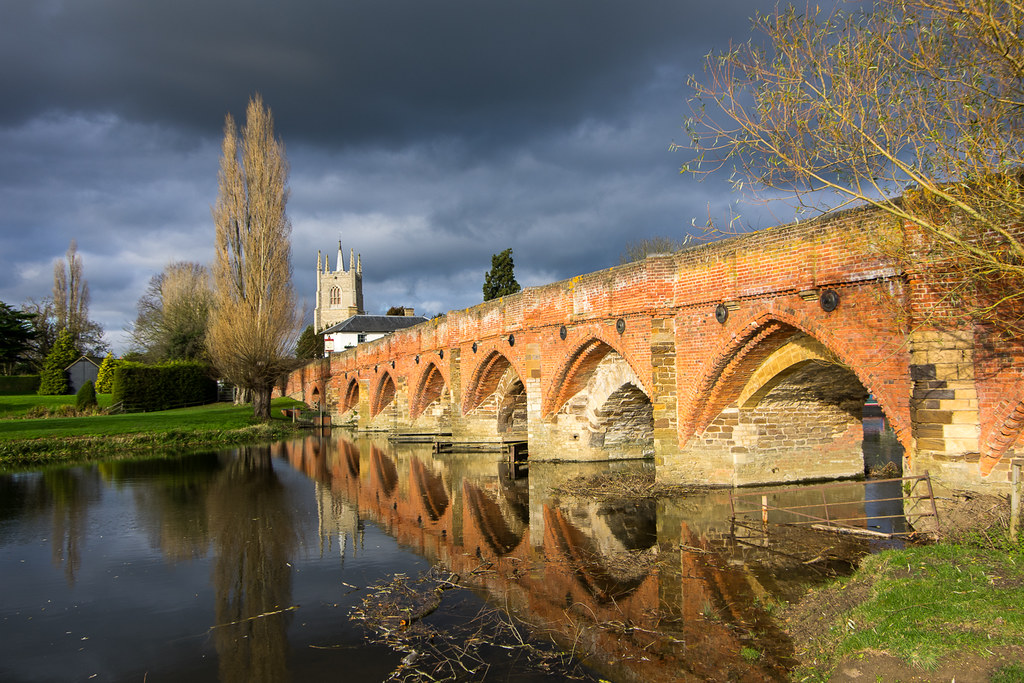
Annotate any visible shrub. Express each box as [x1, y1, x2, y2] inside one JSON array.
[[0, 375, 41, 395], [38, 330, 78, 395], [25, 405, 50, 419], [75, 380, 98, 411], [94, 353, 118, 393]]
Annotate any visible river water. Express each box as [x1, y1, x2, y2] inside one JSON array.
[[0, 423, 904, 682]]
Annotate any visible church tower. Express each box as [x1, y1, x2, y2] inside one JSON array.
[[314, 240, 364, 332]]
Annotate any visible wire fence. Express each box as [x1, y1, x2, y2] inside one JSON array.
[[729, 472, 939, 538]]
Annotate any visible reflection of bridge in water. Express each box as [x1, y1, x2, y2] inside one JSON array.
[[278, 433, 895, 681]]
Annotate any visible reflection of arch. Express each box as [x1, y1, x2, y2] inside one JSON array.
[[410, 457, 449, 521], [341, 438, 360, 478], [599, 498, 658, 550], [463, 351, 523, 414], [410, 362, 449, 420], [370, 372, 397, 418], [464, 482, 523, 556], [369, 446, 397, 496], [545, 338, 649, 417], [543, 506, 648, 603], [339, 379, 360, 415]]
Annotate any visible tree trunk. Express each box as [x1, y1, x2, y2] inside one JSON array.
[[253, 385, 273, 420]]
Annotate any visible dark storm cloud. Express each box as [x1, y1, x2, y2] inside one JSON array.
[[0, 0, 800, 351], [0, 0, 766, 143]]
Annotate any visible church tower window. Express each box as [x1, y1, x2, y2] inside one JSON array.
[[330, 286, 341, 305]]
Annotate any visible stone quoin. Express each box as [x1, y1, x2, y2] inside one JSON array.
[[284, 206, 1024, 492]]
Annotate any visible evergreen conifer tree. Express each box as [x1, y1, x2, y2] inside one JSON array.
[[38, 329, 78, 395], [0, 301, 36, 374], [295, 324, 324, 360], [95, 353, 118, 393], [482, 248, 521, 302]]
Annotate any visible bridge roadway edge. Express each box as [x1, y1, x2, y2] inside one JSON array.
[[282, 205, 1024, 494]]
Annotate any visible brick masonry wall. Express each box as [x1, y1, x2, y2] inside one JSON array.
[[280, 205, 1024, 491]]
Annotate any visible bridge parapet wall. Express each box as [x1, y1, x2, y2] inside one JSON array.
[[282, 205, 1024, 492]]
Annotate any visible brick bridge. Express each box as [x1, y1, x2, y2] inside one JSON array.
[[284, 206, 1024, 491]]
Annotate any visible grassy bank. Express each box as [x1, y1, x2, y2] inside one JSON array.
[[0, 396, 307, 469], [0, 393, 115, 418], [788, 522, 1024, 681]]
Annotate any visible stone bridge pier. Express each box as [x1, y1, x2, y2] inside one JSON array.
[[284, 206, 1024, 493]]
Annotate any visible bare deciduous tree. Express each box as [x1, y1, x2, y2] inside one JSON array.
[[51, 240, 106, 354], [208, 95, 301, 419], [684, 0, 1024, 332], [619, 235, 695, 265], [131, 261, 212, 362]]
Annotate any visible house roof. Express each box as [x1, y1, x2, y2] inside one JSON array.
[[322, 314, 429, 335]]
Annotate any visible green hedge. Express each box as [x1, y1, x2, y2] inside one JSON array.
[[0, 375, 41, 395], [111, 361, 217, 413]]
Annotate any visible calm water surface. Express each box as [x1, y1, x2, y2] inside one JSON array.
[[0, 425, 904, 682]]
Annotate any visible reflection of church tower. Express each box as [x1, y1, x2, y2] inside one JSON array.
[[314, 241, 364, 332], [315, 482, 363, 565]]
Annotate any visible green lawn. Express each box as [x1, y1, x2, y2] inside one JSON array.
[[0, 393, 114, 418], [0, 397, 301, 440], [0, 395, 307, 468]]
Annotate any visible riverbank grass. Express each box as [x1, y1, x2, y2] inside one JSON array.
[[789, 538, 1024, 680], [0, 393, 114, 418], [0, 396, 307, 468]]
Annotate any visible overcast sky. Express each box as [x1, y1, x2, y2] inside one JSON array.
[[0, 0, 812, 353]]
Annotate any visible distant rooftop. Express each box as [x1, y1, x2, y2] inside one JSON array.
[[322, 314, 429, 335]]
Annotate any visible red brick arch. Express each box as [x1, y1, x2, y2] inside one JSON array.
[[410, 361, 450, 420], [982, 394, 1024, 476], [370, 371, 397, 418], [338, 378, 359, 415], [543, 334, 650, 417], [306, 382, 324, 406], [462, 349, 528, 415], [682, 310, 910, 448]]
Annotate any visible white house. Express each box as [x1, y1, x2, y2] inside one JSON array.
[[322, 311, 428, 353]]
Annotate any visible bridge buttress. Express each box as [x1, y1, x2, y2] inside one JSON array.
[[356, 377, 372, 431], [447, 348, 463, 435], [908, 329, 981, 483], [651, 317, 681, 477], [523, 341, 544, 453], [391, 374, 410, 428]]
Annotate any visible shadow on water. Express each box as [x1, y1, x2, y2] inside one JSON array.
[[0, 420, 908, 682]]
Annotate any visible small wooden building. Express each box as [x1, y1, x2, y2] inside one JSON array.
[[65, 356, 102, 394]]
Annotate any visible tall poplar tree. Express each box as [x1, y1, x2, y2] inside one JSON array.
[[51, 240, 106, 354], [207, 95, 301, 419]]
